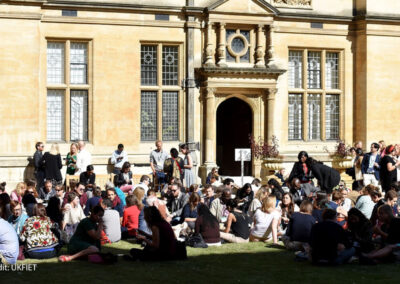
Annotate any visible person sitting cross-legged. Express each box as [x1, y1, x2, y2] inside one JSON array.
[[220, 199, 252, 243], [310, 209, 355, 265], [249, 196, 280, 244], [126, 206, 178, 262], [59, 205, 104, 262]]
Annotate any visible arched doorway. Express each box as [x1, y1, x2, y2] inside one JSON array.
[[217, 97, 253, 176]]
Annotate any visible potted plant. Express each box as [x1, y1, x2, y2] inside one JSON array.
[[324, 140, 353, 184], [249, 135, 283, 180]]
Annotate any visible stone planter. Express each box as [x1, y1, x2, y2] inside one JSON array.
[[261, 157, 283, 183], [331, 156, 353, 186]]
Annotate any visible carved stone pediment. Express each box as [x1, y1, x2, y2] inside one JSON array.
[[208, 0, 279, 15], [273, 0, 311, 7]]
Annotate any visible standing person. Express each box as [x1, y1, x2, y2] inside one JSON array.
[[40, 143, 63, 185], [361, 143, 381, 187], [111, 144, 128, 175], [76, 141, 92, 175], [305, 157, 340, 194], [33, 142, 45, 191], [150, 140, 169, 189], [354, 148, 364, 191], [380, 145, 400, 192], [164, 148, 184, 183], [379, 140, 387, 158], [288, 151, 311, 184], [180, 144, 194, 188], [66, 143, 78, 175]]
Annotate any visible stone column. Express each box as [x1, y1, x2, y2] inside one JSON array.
[[267, 24, 276, 68], [204, 21, 215, 66], [266, 88, 277, 141], [204, 87, 217, 165], [217, 23, 227, 67], [255, 24, 265, 68]]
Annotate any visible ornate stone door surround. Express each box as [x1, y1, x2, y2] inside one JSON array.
[[197, 67, 285, 180]]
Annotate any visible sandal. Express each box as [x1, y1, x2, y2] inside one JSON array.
[[59, 255, 72, 262]]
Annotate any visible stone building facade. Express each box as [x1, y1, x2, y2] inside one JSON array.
[[1, 0, 400, 188]]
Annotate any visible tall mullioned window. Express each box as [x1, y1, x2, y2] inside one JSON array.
[[288, 49, 341, 141], [46, 40, 90, 142], [140, 44, 181, 141]]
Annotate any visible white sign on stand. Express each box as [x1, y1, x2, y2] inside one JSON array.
[[235, 148, 251, 186]]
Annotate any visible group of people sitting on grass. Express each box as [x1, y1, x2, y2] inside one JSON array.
[[1, 149, 400, 266]]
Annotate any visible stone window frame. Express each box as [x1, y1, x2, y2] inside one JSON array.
[[288, 48, 343, 142], [140, 42, 184, 142], [225, 27, 255, 64], [46, 39, 92, 143]]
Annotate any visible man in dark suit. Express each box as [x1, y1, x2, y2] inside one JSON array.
[[167, 183, 189, 225], [361, 143, 381, 187], [33, 142, 45, 191]]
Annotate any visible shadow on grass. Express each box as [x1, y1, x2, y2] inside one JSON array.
[[2, 242, 400, 283]]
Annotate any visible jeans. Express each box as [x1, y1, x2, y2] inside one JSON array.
[[335, 247, 355, 265]]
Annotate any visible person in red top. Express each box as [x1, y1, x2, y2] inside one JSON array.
[[122, 195, 142, 238]]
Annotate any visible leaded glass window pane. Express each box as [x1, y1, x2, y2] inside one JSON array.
[[70, 43, 88, 84], [307, 51, 321, 89], [326, 52, 339, 89], [308, 94, 321, 140], [326, 94, 340, 140], [141, 91, 157, 141], [70, 90, 88, 141], [289, 51, 303, 89], [162, 46, 178, 85], [47, 42, 64, 84], [47, 90, 65, 141], [288, 94, 303, 140], [141, 45, 157, 86], [162, 91, 178, 141]]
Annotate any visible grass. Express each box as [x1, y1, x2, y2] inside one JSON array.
[[3, 241, 400, 284]]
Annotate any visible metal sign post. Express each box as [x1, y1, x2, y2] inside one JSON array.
[[235, 148, 251, 186]]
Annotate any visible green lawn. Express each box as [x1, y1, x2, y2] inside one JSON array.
[[3, 241, 400, 283]]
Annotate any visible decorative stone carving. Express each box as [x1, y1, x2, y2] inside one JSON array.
[[255, 25, 265, 68], [273, 0, 311, 6], [217, 23, 227, 67], [204, 22, 215, 66]]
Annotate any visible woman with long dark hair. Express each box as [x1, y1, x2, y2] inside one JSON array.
[[267, 178, 284, 202], [127, 206, 177, 261], [280, 192, 299, 228], [163, 148, 184, 182], [347, 208, 374, 254], [236, 183, 254, 213], [379, 145, 400, 192], [115, 161, 134, 193], [288, 151, 311, 184], [195, 203, 220, 245], [180, 144, 194, 188]]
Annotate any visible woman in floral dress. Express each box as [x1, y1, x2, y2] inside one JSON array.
[[20, 204, 59, 259]]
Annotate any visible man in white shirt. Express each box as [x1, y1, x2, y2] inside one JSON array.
[[132, 175, 150, 195], [76, 141, 92, 175], [111, 144, 128, 174], [150, 140, 169, 189]]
